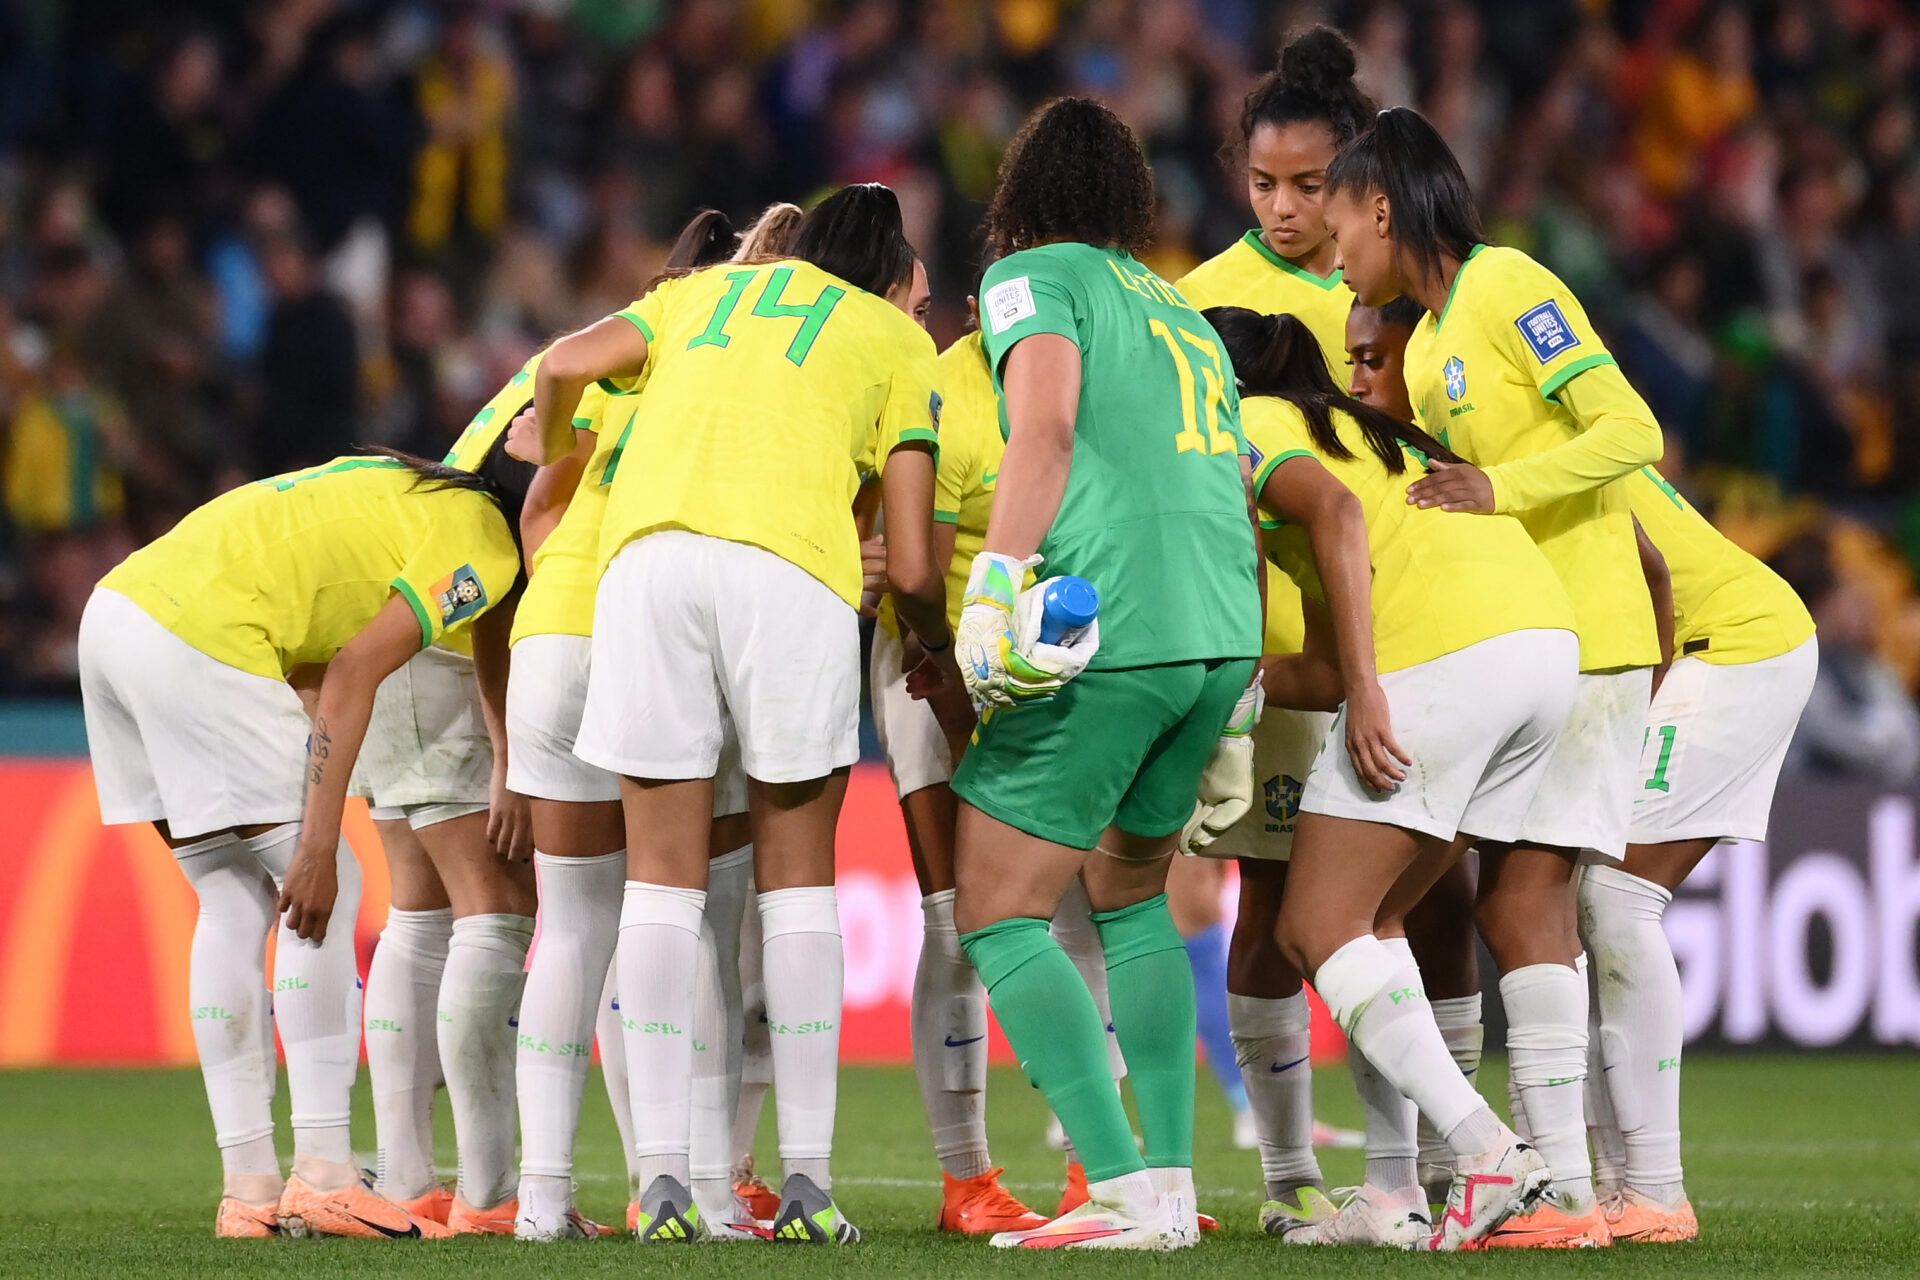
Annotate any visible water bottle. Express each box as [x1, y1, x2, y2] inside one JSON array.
[[1038, 576, 1100, 646]]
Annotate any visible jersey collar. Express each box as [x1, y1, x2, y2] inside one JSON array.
[[1432, 243, 1488, 334], [1241, 230, 1345, 291]]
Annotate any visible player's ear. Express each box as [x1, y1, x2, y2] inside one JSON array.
[[1373, 191, 1392, 240], [967, 295, 980, 330]]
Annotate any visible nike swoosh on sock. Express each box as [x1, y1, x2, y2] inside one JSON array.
[[1271, 1055, 1309, 1073]]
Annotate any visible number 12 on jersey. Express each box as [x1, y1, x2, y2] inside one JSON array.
[[1149, 319, 1236, 456], [688, 266, 846, 368]]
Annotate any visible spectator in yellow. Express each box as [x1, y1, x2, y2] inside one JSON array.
[[1632, 3, 1758, 201], [409, 12, 515, 253], [5, 344, 129, 534]]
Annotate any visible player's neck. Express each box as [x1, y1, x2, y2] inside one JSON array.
[[1404, 252, 1463, 320]]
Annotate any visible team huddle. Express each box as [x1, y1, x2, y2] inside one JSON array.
[[77, 24, 1815, 1255]]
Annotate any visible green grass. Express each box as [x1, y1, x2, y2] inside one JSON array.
[[1, 1056, 1916, 1276]]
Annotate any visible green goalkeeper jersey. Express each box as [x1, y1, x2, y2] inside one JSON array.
[[979, 242, 1262, 670]]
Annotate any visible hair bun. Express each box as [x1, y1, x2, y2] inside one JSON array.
[[1279, 25, 1358, 95]]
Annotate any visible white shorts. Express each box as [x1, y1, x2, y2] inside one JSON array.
[[1516, 665, 1654, 863], [79, 588, 308, 839], [1627, 638, 1818, 845], [870, 624, 954, 798], [1202, 707, 1333, 862], [508, 631, 750, 816], [1302, 629, 1579, 843], [350, 643, 492, 824], [577, 532, 858, 786]]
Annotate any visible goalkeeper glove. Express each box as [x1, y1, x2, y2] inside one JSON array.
[[1181, 676, 1263, 855], [956, 552, 1100, 711]]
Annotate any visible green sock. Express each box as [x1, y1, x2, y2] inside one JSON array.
[[961, 916, 1145, 1183], [1093, 894, 1196, 1168]]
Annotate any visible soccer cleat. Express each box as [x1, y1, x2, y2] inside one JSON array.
[[515, 1203, 614, 1242], [216, 1197, 281, 1238], [938, 1168, 1048, 1234], [1605, 1188, 1698, 1243], [732, 1156, 782, 1222], [770, 1173, 861, 1243], [398, 1185, 453, 1226], [1260, 1184, 1339, 1240], [1313, 1119, 1366, 1149], [1146, 1167, 1204, 1247], [990, 1194, 1178, 1250], [447, 1195, 518, 1235], [1475, 1198, 1611, 1248], [1057, 1161, 1090, 1217], [277, 1172, 453, 1239], [1291, 1183, 1432, 1248], [633, 1174, 705, 1243], [1428, 1129, 1551, 1252]]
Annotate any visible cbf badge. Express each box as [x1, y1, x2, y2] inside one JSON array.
[[433, 565, 488, 627], [1444, 356, 1467, 402]]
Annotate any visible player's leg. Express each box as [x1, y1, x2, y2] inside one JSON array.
[[1169, 856, 1248, 1131], [729, 877, 779, 1217], [691, 796, 759, 1239], [1405, 853, 1482, 1206], [363, 819, 453, 1219]]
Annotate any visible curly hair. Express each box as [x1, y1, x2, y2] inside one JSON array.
[[984, 97, 1155, 260], [1229, 25, 1375, 169]]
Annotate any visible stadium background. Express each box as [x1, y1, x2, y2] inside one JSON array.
[[3, 0, 1920, 1068]]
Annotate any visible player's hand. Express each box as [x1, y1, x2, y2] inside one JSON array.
[[504, 407, 546, 465], [276, 843, 340, 942], [1344, 678, 1410, 793], [489, 768, 534, 861], [1182, 678, 1262, 853], [859, 535, 888, 617], [957, 552, 1097, 710], [1406, 459, 1495, 512]]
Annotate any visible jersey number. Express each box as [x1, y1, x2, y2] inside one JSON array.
[[687, 266, 847, 367], [1148, 319, 1236, 456]]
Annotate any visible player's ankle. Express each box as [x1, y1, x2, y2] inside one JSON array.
[[290, 1155, 359, 1193]]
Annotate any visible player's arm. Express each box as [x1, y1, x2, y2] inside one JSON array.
[[518, 318, 648, 466], [470, 588, 531, 861], [1260, 456, 1409, 791], [276, 595, 427, 941], [980, 333, 1079, 558], [517, 419, 595, 565], [1261, 599, 1346, 711], [1635, 513, 1676, 695], [880, 442, 952, 649]]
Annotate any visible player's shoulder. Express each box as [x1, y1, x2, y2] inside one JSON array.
[[937, 330, 989, 379], [1174, 236, 1257, 301], [1463, 244, 1573, 308]]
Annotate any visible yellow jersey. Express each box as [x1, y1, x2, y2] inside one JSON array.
[[100, 457, 521, 680], [1177, 230, 1353, 658], [1405, 244, 1659, 671], [1243, 397, 1575, 674], [1628, 467, 1814, 665], [509, 382, 624, 643], [599, 260, 940, 607]]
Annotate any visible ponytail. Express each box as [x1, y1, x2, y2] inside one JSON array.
[[1324, 106, 1483, 288]]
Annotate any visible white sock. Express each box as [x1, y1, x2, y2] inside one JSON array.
[[697, 845, 752, 1208], [1053, 878, 1126, 1079], [1314, 935, 1493, 1156], [759, 886, 843, 1190], [594, 963, 640, 1198], [1501, 961, 1594, 1210], [1228, 990, 1321, 1200], [1419, 993, 1483, 1197], [365, 905, 452, 1197], [913, 889, 991, 1180], [690, 919, 734, 1221], [733, 882, 772, 1168], [516, 851, 624, 1194], [438, 913, 534, 1209], [1355, 938, 1423, 1192], [1584, 991, 1628, 1198], [618, 882, 706, 1190], [175, 832, 283, 1198], [1582, 866, 1685, 1202], [251, 825, 363, 1177]]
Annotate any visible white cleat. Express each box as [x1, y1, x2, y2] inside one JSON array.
[[704, 1192, 770, 1243], [1292, 1183, 1431, 1249], [990, 1196, 1178, 1251], [1430, 1127, 1552, 1252], [514, 1205, 608, 1242], [1146, 1167, 1202, 1248]]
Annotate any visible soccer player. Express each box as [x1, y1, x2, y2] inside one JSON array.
[[1207, 305, 1578, 1250], [77, 444, 529, 1240], [948, 97, 1264, 1251], [500, 208, 752, 1241], [1325, 106, 1667, 1247], [510, 183, 948, 1245], [1582, 468, 1816, 1241], [1174, 24, 1375, 1234]]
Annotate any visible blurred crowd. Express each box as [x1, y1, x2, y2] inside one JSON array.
[[3, 0, 1919, 779]]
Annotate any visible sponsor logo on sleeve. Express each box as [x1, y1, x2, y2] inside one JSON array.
[[433, 565, 488, 627], [1515, 299, 1581, 363], [928, 388, 943, 433], [1246, 440, 1264, 469], [984, 276, 1037, 334]]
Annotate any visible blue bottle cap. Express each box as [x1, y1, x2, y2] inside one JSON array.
[[1045, 576, 1100, 629]]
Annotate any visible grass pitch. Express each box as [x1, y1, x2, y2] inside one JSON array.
[[1, 1055, 1915, 1277]]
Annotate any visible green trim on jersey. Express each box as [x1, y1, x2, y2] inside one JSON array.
[[933, 509, 960, 524], [1238, 230, 1345, 291], [614, 309, 655, 342], [1540, 352, 1619, 404], [1434, 242, 1490, 334], [1253, 447, 1317, 493], [391, 579, 434, 650]]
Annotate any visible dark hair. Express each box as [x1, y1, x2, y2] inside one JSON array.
[[1363, 295, 1427, 332], [362, 443, 533, 545], [984, 97, 1155, 259], [1203, 306, 1459, 475], [1325, 106, 1484, 287], [662, 208, 737, 278], [1234, 26, 1376, 162], [791, 183, 916, 297]]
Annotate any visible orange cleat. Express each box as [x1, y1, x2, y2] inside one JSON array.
[[398, 1185, 452, 1226], [1197, 1210, 1220, 1232], [1605, 1189, 1698, 1243], [1474, 1200, 1612, 1249], [626, 1200, 639, 1235], [939, 1169, 1048, 1234], [447, 1195, 519, 1235], [216, 1197, 281, 1238], [733, 1156, 782, 1222], [277, 1173, 453, 1239], [1057, 1162, 1090, 1217]]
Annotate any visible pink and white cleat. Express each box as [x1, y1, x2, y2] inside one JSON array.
[[1429, 1128, 1552, 1252]]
